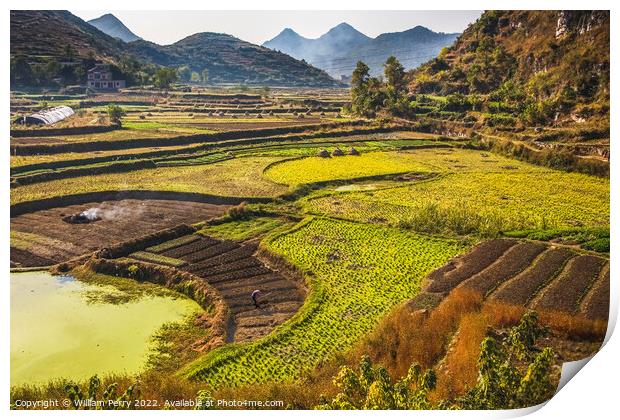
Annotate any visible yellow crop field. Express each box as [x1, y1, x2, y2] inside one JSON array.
[[307, 169, 609, 235], [11, 156, 287, 204]]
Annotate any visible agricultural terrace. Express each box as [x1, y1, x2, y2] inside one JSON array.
[[301, 150, 609, 236], [9, 132, 439, 172], [265, 148, 534, 185], [184, 217, 464, 386], [264, 151, 436, 186], [9, 85, 610, 404], [11, 156, 288, 205]]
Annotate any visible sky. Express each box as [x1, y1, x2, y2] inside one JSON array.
[[72, 10, 483, 46]]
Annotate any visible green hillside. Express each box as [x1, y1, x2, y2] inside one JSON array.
[[409, 11, 609, 123], [10, 10, 340, 87]]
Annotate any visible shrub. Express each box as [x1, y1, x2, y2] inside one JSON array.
[[65, 375, 140, 410], [319, 310, 557, 410], [106, 104, 125, 126], [581, 238, 610, 253]]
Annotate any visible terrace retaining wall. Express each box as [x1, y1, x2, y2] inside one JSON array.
[[10, 190, 272, 217], [10, 124, 118, 138], [12, 120, 368, 155]]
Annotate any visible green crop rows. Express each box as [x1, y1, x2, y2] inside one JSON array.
[[184, 217, 465, 386], [197, 217, 290, 241], [146, 235, 202, 253], [129, 251, 187, 267]]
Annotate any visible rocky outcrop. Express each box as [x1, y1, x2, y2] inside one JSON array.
[[556, 11, 608, 39]]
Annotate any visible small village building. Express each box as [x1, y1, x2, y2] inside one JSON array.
[[87, 64, 126, 90], [15, 105, 75, 125]]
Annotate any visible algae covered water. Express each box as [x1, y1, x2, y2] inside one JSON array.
[[10, 271, 202, 387]]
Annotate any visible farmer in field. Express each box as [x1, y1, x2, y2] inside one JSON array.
[[251, 289, 262, 308]]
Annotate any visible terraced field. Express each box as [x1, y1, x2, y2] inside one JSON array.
[[9, 86, 611, 405], [135, 234, 306, 342], [305, 149, 610, 235], [425, 239, 609, 320], [11, 156, 288, 205], [10, 198, 231, 267], [183, 217, 464, 386], [264, 151, 436, 186]]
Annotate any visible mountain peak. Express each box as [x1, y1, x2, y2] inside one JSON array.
[[320, 22, 370, 45], [324, 22, 367, 37], [281, 27, 299, 35], [332, 22, 356, 31], [88, 13, 141, 43], [272, 27, 304, 41]]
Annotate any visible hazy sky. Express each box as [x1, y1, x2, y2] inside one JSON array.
[[72, 10, 483, 45]]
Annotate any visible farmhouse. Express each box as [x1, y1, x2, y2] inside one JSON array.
[[87, 64, 126, 91], [15, 105, 74, 125]]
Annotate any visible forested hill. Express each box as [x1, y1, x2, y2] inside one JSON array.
[[127, 33, 341, 87], [409, 11, 609, 122], [10, 10, 341, 87]]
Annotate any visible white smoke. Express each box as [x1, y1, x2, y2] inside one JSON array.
[[79, 202, 146, 222], [80, 208, 102, 221]]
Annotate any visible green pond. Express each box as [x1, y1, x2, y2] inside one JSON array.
[[11, 271, 202, 387]]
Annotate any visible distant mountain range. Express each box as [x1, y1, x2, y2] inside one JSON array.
[[127, 33, 340, 86], [88, 13, 141, 42], [10, 11, 340, 87], [263, 22, 459, 78]]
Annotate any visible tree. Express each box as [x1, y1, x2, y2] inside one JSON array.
[[316, 356, 436, 409], [177, 65, 191, 83], [65, 375, 139, 410], [383, 56, 406, 96], [63, 44, 76, 61], [73, 66, 86, 83], [201, 68, 209, 84], [10, 56, 34, 86], [457, 311, 556, 409], [153, 67, 177, 89], [351, 61, 371, 116], [351, 61, 370, 90], [190, 71, 201, 83], [318, 311, 557, 410], [107, 104, 126, 126], [383, 56, 407, 114], [43, 58, 61, 83]]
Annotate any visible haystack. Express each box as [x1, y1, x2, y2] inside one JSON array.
[[317, 149, 330, 158], [332, 148, 344, 156], [349, 147, 360, 156]]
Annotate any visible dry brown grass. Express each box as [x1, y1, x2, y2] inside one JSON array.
[[538, 311, 608, 341], [356, 287, 483, 378], [434, 312, 488, 401], [482, 300, 526, 328], [481, 298, 607, 341]]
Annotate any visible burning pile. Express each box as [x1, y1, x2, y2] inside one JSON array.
[[62, 208, 102, 224]]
